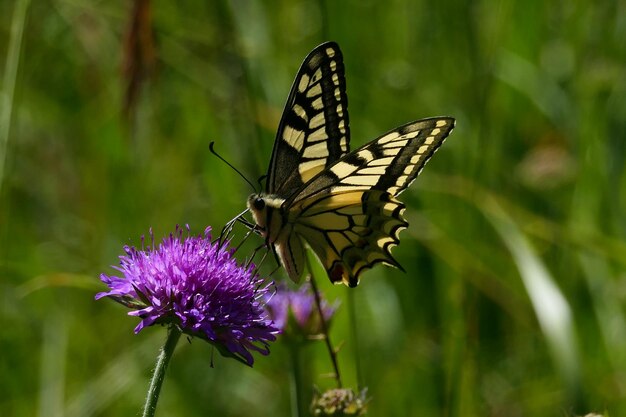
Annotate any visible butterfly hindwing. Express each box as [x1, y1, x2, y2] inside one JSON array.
[[291, 190, 407, 287], [267, 41, 350, 197]]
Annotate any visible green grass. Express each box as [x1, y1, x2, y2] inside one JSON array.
[[1, 0, 625, 416]]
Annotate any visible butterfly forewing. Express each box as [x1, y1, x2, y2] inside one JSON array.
[[267, 42, 350, 197], [287, 117, 455, 205]]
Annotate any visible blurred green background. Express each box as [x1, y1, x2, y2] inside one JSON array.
[[1, 0, 625, 416]]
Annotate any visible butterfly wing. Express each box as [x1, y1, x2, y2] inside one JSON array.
[[272, 189, 406, 286], [267, 42, 350, 197], [284, 117, 455, 286]]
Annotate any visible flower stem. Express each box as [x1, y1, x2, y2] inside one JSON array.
[[142, 325, 182, 417], [289, 343, 305, 417], [306, 253, 342, 388], [347, 289, 363, 389]]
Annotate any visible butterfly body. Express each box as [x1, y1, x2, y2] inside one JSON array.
[[250, 42, 455, 287]]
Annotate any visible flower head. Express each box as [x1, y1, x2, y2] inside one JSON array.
[[96, 226, 277, 366], [265, 283, 338, 340], [311, 388, 369, 416]]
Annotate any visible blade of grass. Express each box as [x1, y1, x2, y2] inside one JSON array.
[[64, 333, 163, 417], [578, 253, 626, 393], [38, 311, 68, 417], [0, 0, 30, 194], [421, 174, 626, 268], [483, 198, 580, 394]]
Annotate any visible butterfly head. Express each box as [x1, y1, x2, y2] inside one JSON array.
[[250, 195, 266, 211], [247, 194, 286, 240]]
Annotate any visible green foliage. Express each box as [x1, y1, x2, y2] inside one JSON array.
[[1, 0, 625, 416]]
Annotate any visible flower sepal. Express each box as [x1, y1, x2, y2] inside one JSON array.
[[192, 328, 274, 367], [205, 337, 261, 367], [104, 293, 149, 310]]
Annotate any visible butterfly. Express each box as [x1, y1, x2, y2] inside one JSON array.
[[247, 42, 455, 287]]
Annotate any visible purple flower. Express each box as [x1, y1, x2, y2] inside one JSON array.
[[96, 226, 278, 366], [266, 283, 338, 339]]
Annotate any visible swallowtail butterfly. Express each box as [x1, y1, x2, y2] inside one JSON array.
[[248, 42, 454, 287]]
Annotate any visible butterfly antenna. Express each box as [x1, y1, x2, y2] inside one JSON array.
[[209, 142, 257, 193], [257, 174, 267, 190]]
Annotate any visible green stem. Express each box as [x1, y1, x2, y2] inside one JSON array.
[[347, 289, 363, 389], [289, 343, 305, 417], [142, 325, 182, 417], [306, 253, 342, 388], [0, 0, 30, 195]]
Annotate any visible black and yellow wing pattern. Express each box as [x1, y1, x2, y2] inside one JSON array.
[[267, 41, 349, 196], [248, 42, 455, 287]]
